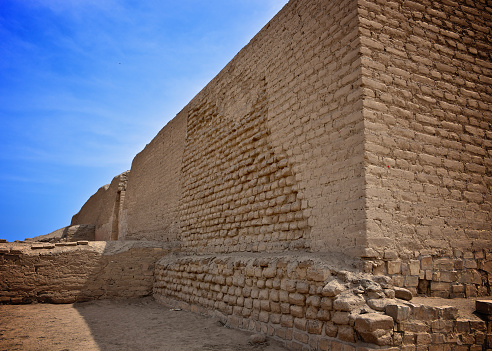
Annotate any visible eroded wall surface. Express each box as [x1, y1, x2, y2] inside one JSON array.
[[357, 0, 492, 299], [71, 172, 129, 241], [0, 241, 173, 303], [154, 253, 490, 351], [120, 110, 187, 242], [170, 0, 365, 255], [360, 0, 492, 255]]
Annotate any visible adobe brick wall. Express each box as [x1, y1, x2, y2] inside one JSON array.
[[164, 0, 366, 255], [359, 0, 492, 256], [0, 241, 173, 303], [119, 109, 187, 242], [7, 1, 492, 349], [68, 0, 491, 258], [71, 171, 129, 241]]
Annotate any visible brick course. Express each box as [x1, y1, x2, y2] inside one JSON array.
[[359, 0, 492, 256]]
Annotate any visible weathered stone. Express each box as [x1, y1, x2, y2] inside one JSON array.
[[394, 287, 412, 301], [31, 244, 55, 250], [322, 280, 345, 297], [337, 325, 356, 343], [355, 313, 394, 346], [333, 294, 365, 311], [385, 304, 411, 322], [249, 333, 267, 344], [476, 300, 492, 315]]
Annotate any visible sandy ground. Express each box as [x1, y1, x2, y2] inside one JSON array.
[[1, 296, 490, 351], [0, 298, 287, 351]]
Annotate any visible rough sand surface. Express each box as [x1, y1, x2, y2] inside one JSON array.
[[0, 298, 287, 351]]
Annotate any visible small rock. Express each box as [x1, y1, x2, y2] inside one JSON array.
[[384, 289, 395, 299], [361, 279, 382, 292], [322, 280, 345, 297], [372, 276, 391, 288], [367, 298, 396, 311], [249, 333, 267, 344], [394, 287, 412, 301]]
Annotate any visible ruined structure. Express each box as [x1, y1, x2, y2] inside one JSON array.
[[1, 0, 491, 350]]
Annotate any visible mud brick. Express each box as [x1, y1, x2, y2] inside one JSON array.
[[416, 333, 432, 345]]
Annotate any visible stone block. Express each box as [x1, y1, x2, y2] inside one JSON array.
[[430, 319, 453, 333], [332, 311, 350, 325], [325, 321, 338, 337], [320, 297, 333, 311], [319, 339, 331, 351], [409, 260, 420, 275], [440, 306, 458, 320], [355, 313, 394, 346], [333, 294, 365, 311], [394, 287, 413, 301], [420, 257, 433, 270], [306, 295, 321, 307], [290, 305, 304, 318], [289, 292, 306, 306], [337, 325, 356, 343], [476, 300, 492, 315], [306, 320, 323, 334], [294, 317, 307, 330], [398, 321, 429, 333], [469, 320, 486, 331], [322, 280, 345, 297], [416, 333, 432, 345], [317, 309, 331, 321], [387, 261, 402, 275], [385, 304, 411, 322], [296, 281, 309, 294], [404, 276, 419, 288], [368, 298, 395, 312], [306, 267, 330, 282]]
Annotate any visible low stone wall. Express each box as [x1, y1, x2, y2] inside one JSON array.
[[0, 241, 173, 304], [362, 249, 492, 298], [154, 253, 489, 351]]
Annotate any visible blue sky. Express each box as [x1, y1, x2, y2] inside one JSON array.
[[0, 0, 288, 241]]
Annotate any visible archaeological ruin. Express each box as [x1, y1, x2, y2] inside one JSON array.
[[1, 0, 491, 350]]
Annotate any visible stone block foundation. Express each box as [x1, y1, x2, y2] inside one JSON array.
[[362, 249, 492, 298], [154, 253, 490, 350]]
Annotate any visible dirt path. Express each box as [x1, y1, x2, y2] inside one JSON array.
[[0, 298, 287, 351]]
